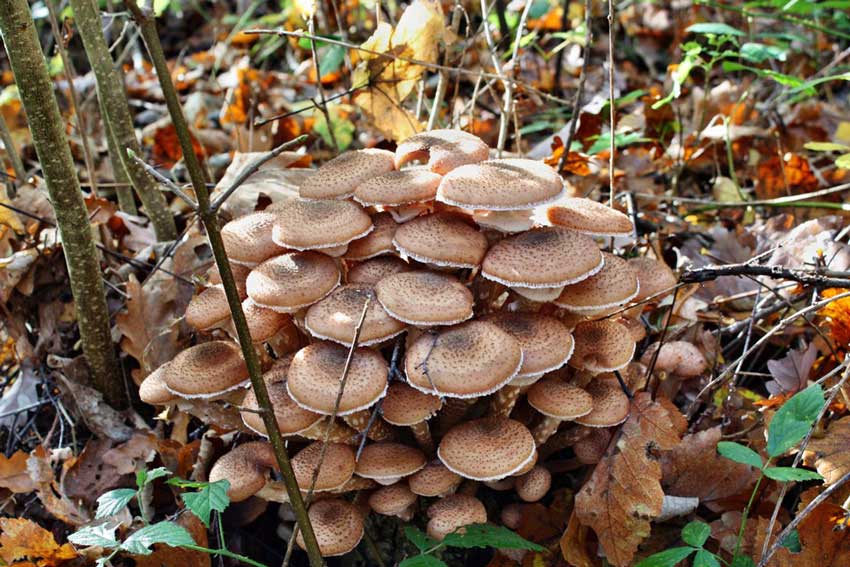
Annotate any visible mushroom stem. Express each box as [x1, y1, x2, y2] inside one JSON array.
[[531, 416, 563, 446], [489, 385, 521, 417], [409, 421, 435, 454]]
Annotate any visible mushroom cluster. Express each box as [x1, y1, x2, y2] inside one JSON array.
[[140, 129, 684, 557]]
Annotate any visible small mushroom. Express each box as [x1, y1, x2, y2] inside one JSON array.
[[395, 129, 489, 174], [570, 319, 636, 373], [554, 253, 640, 315], [381, 382, 442, 453], [393, 212, 488, 269], [304, 284, 406, 346], [162, 341, 249, 399], [246, 251, 340, 313], [221, 211, 286, 266], [526, 379, 593, 445], [515, 466, 551, 502], [270, 198, 373, 251], [376, 271, 474, 326], [347, 256, 412, 285], [345, 213, 399, 261], [185, 285, 230, 331], [353, 168, 442, 207], [368, 482, 418, 520], [295, 499, 365, 557], [546, 197, 635, 238], [408, 461, 462, 497], [437, 417, 536, 481], [574, 380, 630, 428], [355, 442, 427, 485], [299, 148, 395, 200], [139, 363, 179, 405], [426, 494, 487, 541], [291, 442, 356, 492], [209, 441, 278, 502]]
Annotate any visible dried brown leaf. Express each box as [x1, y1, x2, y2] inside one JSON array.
[[115, 274, 154, 367], [802, 416, 850, 486], [0, 518, 78, 566]]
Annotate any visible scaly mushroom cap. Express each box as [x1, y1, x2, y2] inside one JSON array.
[[515, 466, 552, 502], [630, 257, 677, 303], [345, 213, 398, 261], [438, 417, 536, 481], [640, 341, 707, 378], [221, 211, 286, 266], [368, 482, 418, 516], [186, 285, 230, 331], [355, 442, 427, 483], [291, 442, 356, 492], [405, 321, 523, 398], [381, 382, 442, 426], [376, 271, 474, 326], [299, 148, 395, 200], [241, 357, 323, 436], [481, 227, 603, 288], [164, 341, 249, 398], [286, 342, 388, 416], [241, 298, 290, 342], [271, 198, 373, 250], [426, 494, 488, 541], [347, 256, 412, 285], [575, 380, 630, 427], [139, 364, 178, 405], [393, 213, 488, 269], [354, 168, 442, 206], [437, 158, 564, 210], [305, 284, 407, 346], [209, 442, 277, 502], [546, 197, 635, 237], [408, 461, 462, 497], [554, 253, 640, 312], [526, 379, 593, 420], [395, 129, 489, 174], [573, 427, 613, 464], [207, 262, 250, 299], [570, 319, 636, 373], [246, 252, 340, 313], [296, 499, 365, 557], [484, 312, 574, 378]]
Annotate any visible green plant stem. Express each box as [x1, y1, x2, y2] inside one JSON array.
[[182, 544, 268, 567], [734, 462, 769, 558], [123, 4, 324, 566], [0, 0, 124, 407]]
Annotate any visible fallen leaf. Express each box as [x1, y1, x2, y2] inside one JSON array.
[[802, 416, 850, 486], [102, 433, 159, 476], [55, 373, 134, 442], [0, 450, 39, 494], [818, 288, 850, 351], [0, 518, 78, 566], [210, 151, 309, 217], [771, 489, 850, 566], [560, 509, 596, 567]]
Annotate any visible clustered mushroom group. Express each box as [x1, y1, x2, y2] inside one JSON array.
[[139, 129, 698, 558]]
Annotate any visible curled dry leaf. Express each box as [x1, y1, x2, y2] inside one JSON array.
[[115, 274, 155, 369], [802, 416, 850, 486], [0, 518, 78, 567], [210, 151, 309, 217]]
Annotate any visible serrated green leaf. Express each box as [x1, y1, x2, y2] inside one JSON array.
[[780, 529, 801, 552], [69, 524, 121, 549], [121, 522, 195, 555], [404, 526, 439, 553], [442, 524, 545, 551], [182, 480, 231, 528], [634, 547, 694, 567], [767, 384, 825, 457], [136, 467, 171, 489], [717, 441, 764, 469], [399, 555, 448, 567], [694, 549, 722, 567], [95, 488, 137, 519], [764, 466, 823, 482], [836, 153, 850, 169], [681, 521, 712, 547], [804, 142, 850, 152], [686, 22, 746, 36]]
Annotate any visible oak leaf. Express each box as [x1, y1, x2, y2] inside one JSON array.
[[115, 274, 154, 367], [802, 416, 850, 486], [0, 518, 77, 566]]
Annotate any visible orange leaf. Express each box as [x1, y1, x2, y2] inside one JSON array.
[[560, 509, 597, 567], [771, 491, 850, 566], [0, 518, 77, 566], [819, 288, 850, 350], [543, 136, 591, 176], [802, 415, 850, 486], [0, 450, 38, 494]]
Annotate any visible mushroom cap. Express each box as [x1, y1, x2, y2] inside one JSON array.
[[408, 461, 462, 497], [393, 213, 488, 269], [546, 197, 635, 237], [483, 312, 574, 378], [381, 382, 442, 426], [437, 159, 564, 210], [526, 379, 593, 420], [438, 417, 536, 481], [186, 285, 230, 331], [376, 271, 474, 326], [299, 148, 396, 200], [573, 428, 613, 464], [405, 321, 523, 398], [221, 211, 286, 266], [241, 357, 323, 436], [163, 341, 249, 398], [426, 494, 488, 541], [395, 129, 489, 174], [554, 253, 640, 312], [354, 169, 442, 206], [209, 442, 277, 502], [304, 284, 407, 346], [482, 227, 603, 288], [242, 298, 290, 342], [286, 342, 389, 416], [355, 442, 427, 482], [271, 198, 373, 250], [640, 341, 707, 378], [570, 319, 636, 373], [345, 213, 398, 261], [139, 363, 178, 405], [575, 380, 630, 428], [207, 262, 250, 299], [296, 499, 365, 557], [515, 466, 552, 502], [246, 252, 340, 313], [368, 482, 418, 516], [347, 256, 412, 285], [291, 442, 357, 492], [500, 503, 524, 530], [630, 257, 677, 302]]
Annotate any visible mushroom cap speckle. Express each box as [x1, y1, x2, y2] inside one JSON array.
[[526, 379, 593, 420], [296, 499, 365, 557], [305, 284, 407, 346], [426, 494, 488, 541], [241, 298, 290, 342], [354, 168, 442, 206], [438, 417, 536, 481], [185, 285, 230, 331], [164, 341, 249, 398], [381, 382, 442, 426], [286, 342, 389, 416], [405, 321, 523, 398], [207, 262, 250, 299], [575, 380, 630, 428], [376, 271, 474, 326], [299, 148, 395, 200], [246, 251, 340, 313], [395, 129, 489, 174], [570, 319, 636, 373], [221, 211, 286, 266], [483, 312, 574, 378], [241, 356, 323, 436], [345, 213, 398, 261], [408, 461, 462, 497], [547, 197, 635, 237], [630, 257, 677, 303], [209, 442, 277, 502], [139, 363, 178, 405], [271, 198, 373, 250], [482, 227, 603, 288], [554, 253, 639, 312], [347, 256, 412, 285], [437, 158, 564, 210], [355, 442, 427, 482], [515, 466, 552, 502], [640, 341, 707, 378], [368, 482, 418, 516], [291, 442, 356, 492], [393, 213, 488, 269]]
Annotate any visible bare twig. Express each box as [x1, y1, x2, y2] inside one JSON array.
[[427, 4, 462, 130], [680, 262, 850, 289], [606, 0, 615, 207], [496, 0, 533, 155], [307, 17, 339, 153], [128, 151, 199, 209], [556, 0, 591, 173]]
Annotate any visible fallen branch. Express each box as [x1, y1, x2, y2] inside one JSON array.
[[680, 262, 850, 289]]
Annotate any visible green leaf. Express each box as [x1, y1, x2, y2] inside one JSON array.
[[121, 522, 195, 556], [182, 480, 231, 528], [740, 42, 788, 63], [804, 142, 850, 152], [95, 488, 137, 519], [722, 62, 806, 89], [717, 441, 764, 469], [731, 555, 756, 567], [404, 526, 439, 553], [634, 547, 695, 567], [686, 22, 746, 36], [136, 467, 171, 489], [767, 384, 825, 457], [780, 529, 801, 552], [442, 524, 545, 551], [587, 132, 648, 155], [763, 467, 823, 482], [694, 549, 722, 567], [652, 43, 703, 109], [836, 153, 850, 169], [312, 104, 355, 151], [681, 521, 712, 548], [69, 524, 121, 549], [399, 555, 448, 567]]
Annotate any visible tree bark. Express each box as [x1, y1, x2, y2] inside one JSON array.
[[0, 0, 123, 407], [69, 0, 177, 241]]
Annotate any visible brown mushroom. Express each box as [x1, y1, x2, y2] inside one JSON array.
[[209, 441, 278, 502], [438, 417, 536, 481], [368, 482, 418, 520], [437, 158, 563, 210], [271, 198, 373, 251], [570, 319, 636, 373], [526, 379, 593, 445], [426, 494, 487, 541], [163, 341, 249, 399], [395, 129, 489, 174], [546, 197, 635, 237], [376, 271, 474, 326], [515, 466, 551, 502], [299, 148, 395, 200], [381, 382, 442, 453], [304, 284, 406, 346], [408, 461, 462, 497], [393, 212, 488, 269], [291, 442, 356, 492], [355, 442, 427, 485], [295, 499, 365, 557], [246, 251, 340, 313], [221, 211, 286, 266]]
